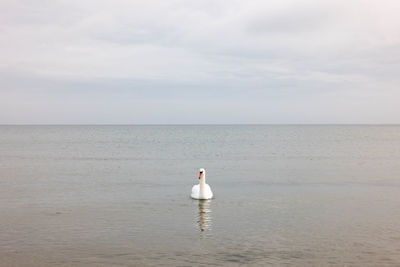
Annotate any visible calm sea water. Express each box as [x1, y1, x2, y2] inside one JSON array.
[[1, 125, 400, 266]]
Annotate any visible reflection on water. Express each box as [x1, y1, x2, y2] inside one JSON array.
[[197, 200, 212, 232]]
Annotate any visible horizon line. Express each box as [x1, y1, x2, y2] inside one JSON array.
[[1, 123, 399, 126]]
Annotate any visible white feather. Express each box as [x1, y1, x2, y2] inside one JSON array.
[[191, 168, 213, 200]]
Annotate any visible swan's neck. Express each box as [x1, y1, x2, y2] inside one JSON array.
[[199, 174, 206, 191]]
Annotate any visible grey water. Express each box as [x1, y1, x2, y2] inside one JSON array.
[[1, 125, 400, 266]]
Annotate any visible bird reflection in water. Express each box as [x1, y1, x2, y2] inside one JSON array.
[[198, 200, 212, 232]]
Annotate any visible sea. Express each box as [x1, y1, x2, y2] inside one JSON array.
[[1, 125, 400, 266]]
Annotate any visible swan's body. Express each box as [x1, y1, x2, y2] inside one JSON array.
[[191, 184, 213, 200], [191, 168, 213, 200]]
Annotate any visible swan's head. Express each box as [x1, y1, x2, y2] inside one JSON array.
[[199, 168, 206, 179]]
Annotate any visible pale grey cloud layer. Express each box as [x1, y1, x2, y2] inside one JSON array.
[[1, 0, 399, 124]]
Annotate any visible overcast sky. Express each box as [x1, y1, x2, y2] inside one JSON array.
[[1, 0, 399, 124]]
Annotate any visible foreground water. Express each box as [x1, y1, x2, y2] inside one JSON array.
[[1, 125, 400, 266]]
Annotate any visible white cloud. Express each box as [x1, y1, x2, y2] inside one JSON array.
[[1, 0, 399, 123]]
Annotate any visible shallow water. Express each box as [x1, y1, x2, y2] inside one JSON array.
[[1, 125, 400, 266]]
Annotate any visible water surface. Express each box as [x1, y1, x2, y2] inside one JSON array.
[[1, 125, 400, 266]]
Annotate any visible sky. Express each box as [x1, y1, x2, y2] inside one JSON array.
[[1, 0, 400, 124]]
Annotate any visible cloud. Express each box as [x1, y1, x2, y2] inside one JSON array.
[[0, 0, 399, 123]]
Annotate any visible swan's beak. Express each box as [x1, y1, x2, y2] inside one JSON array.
[[199, 173, 203, 179]]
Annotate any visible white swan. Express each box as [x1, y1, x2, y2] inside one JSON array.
[[191, 168, 213, 200]]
